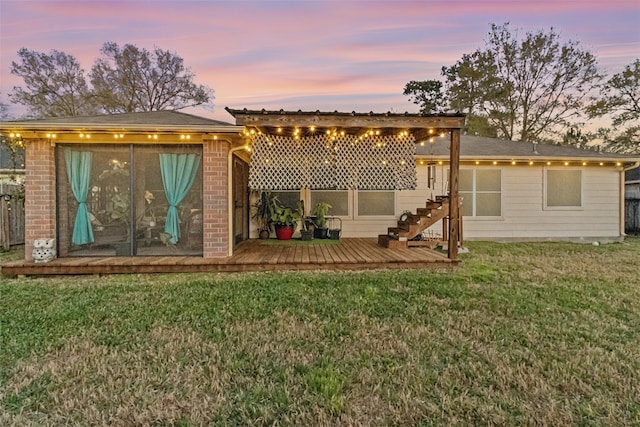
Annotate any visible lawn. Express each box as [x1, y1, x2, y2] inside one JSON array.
[[1, 239, 639, 426]]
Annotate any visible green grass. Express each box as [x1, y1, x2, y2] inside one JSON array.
[[1, 239, 639, 426]]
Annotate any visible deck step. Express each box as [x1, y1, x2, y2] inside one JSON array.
[[378, 234, 407, 249]]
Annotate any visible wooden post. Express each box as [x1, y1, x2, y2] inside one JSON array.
[[1, 196, 10, 251], [448, 129, 460, 260]]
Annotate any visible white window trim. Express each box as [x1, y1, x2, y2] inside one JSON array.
[[543, 167, 584, 211], [458, 168, 503, 220], [308, 188, 351, 219]]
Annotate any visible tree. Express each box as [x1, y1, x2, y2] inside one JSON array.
[[403, 80, 446, 113], [9, 48, 96, 118], [0, 96, 9, 120], [441, 23, 603, 142], [588, 59, 639, 127], [561, 126, 591, 150], [90, 42, 214, 113], [594, 126, 640, 155]]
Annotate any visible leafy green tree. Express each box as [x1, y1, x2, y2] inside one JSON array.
[[90, 42, 214, 113], [441, 23, 602, 142], [595, 126, 640, 155], [403, 80, 446, 113], [9, 48, 96, 118], [562, 126, 591, 150], [588, 59, 639, 127]]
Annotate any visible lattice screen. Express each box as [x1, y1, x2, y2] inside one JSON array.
[[248, 134, 417, 190]]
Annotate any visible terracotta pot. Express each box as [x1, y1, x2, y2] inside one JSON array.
[[275, 225, 295, 240]]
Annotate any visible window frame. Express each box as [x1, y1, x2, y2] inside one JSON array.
[[354, 189, 396, 219], [544, 167, 583, 210], [457, 167, 503, 219]]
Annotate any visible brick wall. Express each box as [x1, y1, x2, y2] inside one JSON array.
[[202, 139, 229, 258], [24, 139, 56, 261]]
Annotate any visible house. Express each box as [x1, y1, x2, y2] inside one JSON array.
[[242, 130, 640, 245], [408, 136, 640, 243], [0, 109, 469, 263], [625, 167, 640, 234]]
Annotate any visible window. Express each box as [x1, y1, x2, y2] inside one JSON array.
[[458, 169, 502, 217], [271, 191, 301, 210], [546, 169, 582, 208], [310, 190, 349, 216], [357, 190, 395, 216]]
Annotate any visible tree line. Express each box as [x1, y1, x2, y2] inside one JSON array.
[[5, 42, 214, 118], [2, 25, 638, 153], [403, 23, 639, 154]]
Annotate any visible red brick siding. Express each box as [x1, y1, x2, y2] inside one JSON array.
[[202, 140, 229, 258], [24, 139, 56, 261]]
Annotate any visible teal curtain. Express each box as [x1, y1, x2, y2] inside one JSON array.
[[159, 153, 200, 244], [64, 148, 94, 245]]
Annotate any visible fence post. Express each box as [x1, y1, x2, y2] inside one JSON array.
[[0, 195, 10, 250]]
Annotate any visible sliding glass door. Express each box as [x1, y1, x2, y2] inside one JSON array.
[[57, 144, 202, 256]]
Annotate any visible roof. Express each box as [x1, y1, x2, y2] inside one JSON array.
[[416, 134, 640, 162], [0, 110, 241, 133]]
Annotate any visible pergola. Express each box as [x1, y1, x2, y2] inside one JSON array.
[[226, 108, 467, 260]]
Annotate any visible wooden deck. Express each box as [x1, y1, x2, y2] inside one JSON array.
[[1, 238, 458, 277]]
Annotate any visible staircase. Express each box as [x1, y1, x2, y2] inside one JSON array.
[[378, 196, 460, 250]]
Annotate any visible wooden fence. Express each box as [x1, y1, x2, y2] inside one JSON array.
[[626, 198, 640, 235], [0, 183, 25, 248]]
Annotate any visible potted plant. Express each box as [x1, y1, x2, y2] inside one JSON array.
[[313, 202, 332, 239], [271, 198, 302, 240], [251, 191, 276, 239]]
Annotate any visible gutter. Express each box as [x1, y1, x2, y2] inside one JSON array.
[[620, 162, 640, 237]]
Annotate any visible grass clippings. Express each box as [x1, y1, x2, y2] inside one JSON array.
[[1, 238, 639, 426]]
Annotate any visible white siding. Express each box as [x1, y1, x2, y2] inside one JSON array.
[[247, 164, 623, 241], [344, 164, 622, 240]]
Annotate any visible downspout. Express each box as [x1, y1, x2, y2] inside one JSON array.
[[621, 161, 640, 237], [228, 144, 249, 257]]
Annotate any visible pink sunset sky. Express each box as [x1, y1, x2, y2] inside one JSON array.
[[1, 0, 639, 123]]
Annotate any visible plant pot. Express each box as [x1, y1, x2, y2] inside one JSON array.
[[300, 230, 313, 241], [259, 229, 271, 240], [314, 228, 328, 239], [275, 225, 295, 240], [329, 229, 341, 240]]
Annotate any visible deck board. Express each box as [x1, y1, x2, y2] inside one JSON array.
[[1, 238, 458, 277]]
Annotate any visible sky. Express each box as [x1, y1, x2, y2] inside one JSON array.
[[1, 0, 639, 124]]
